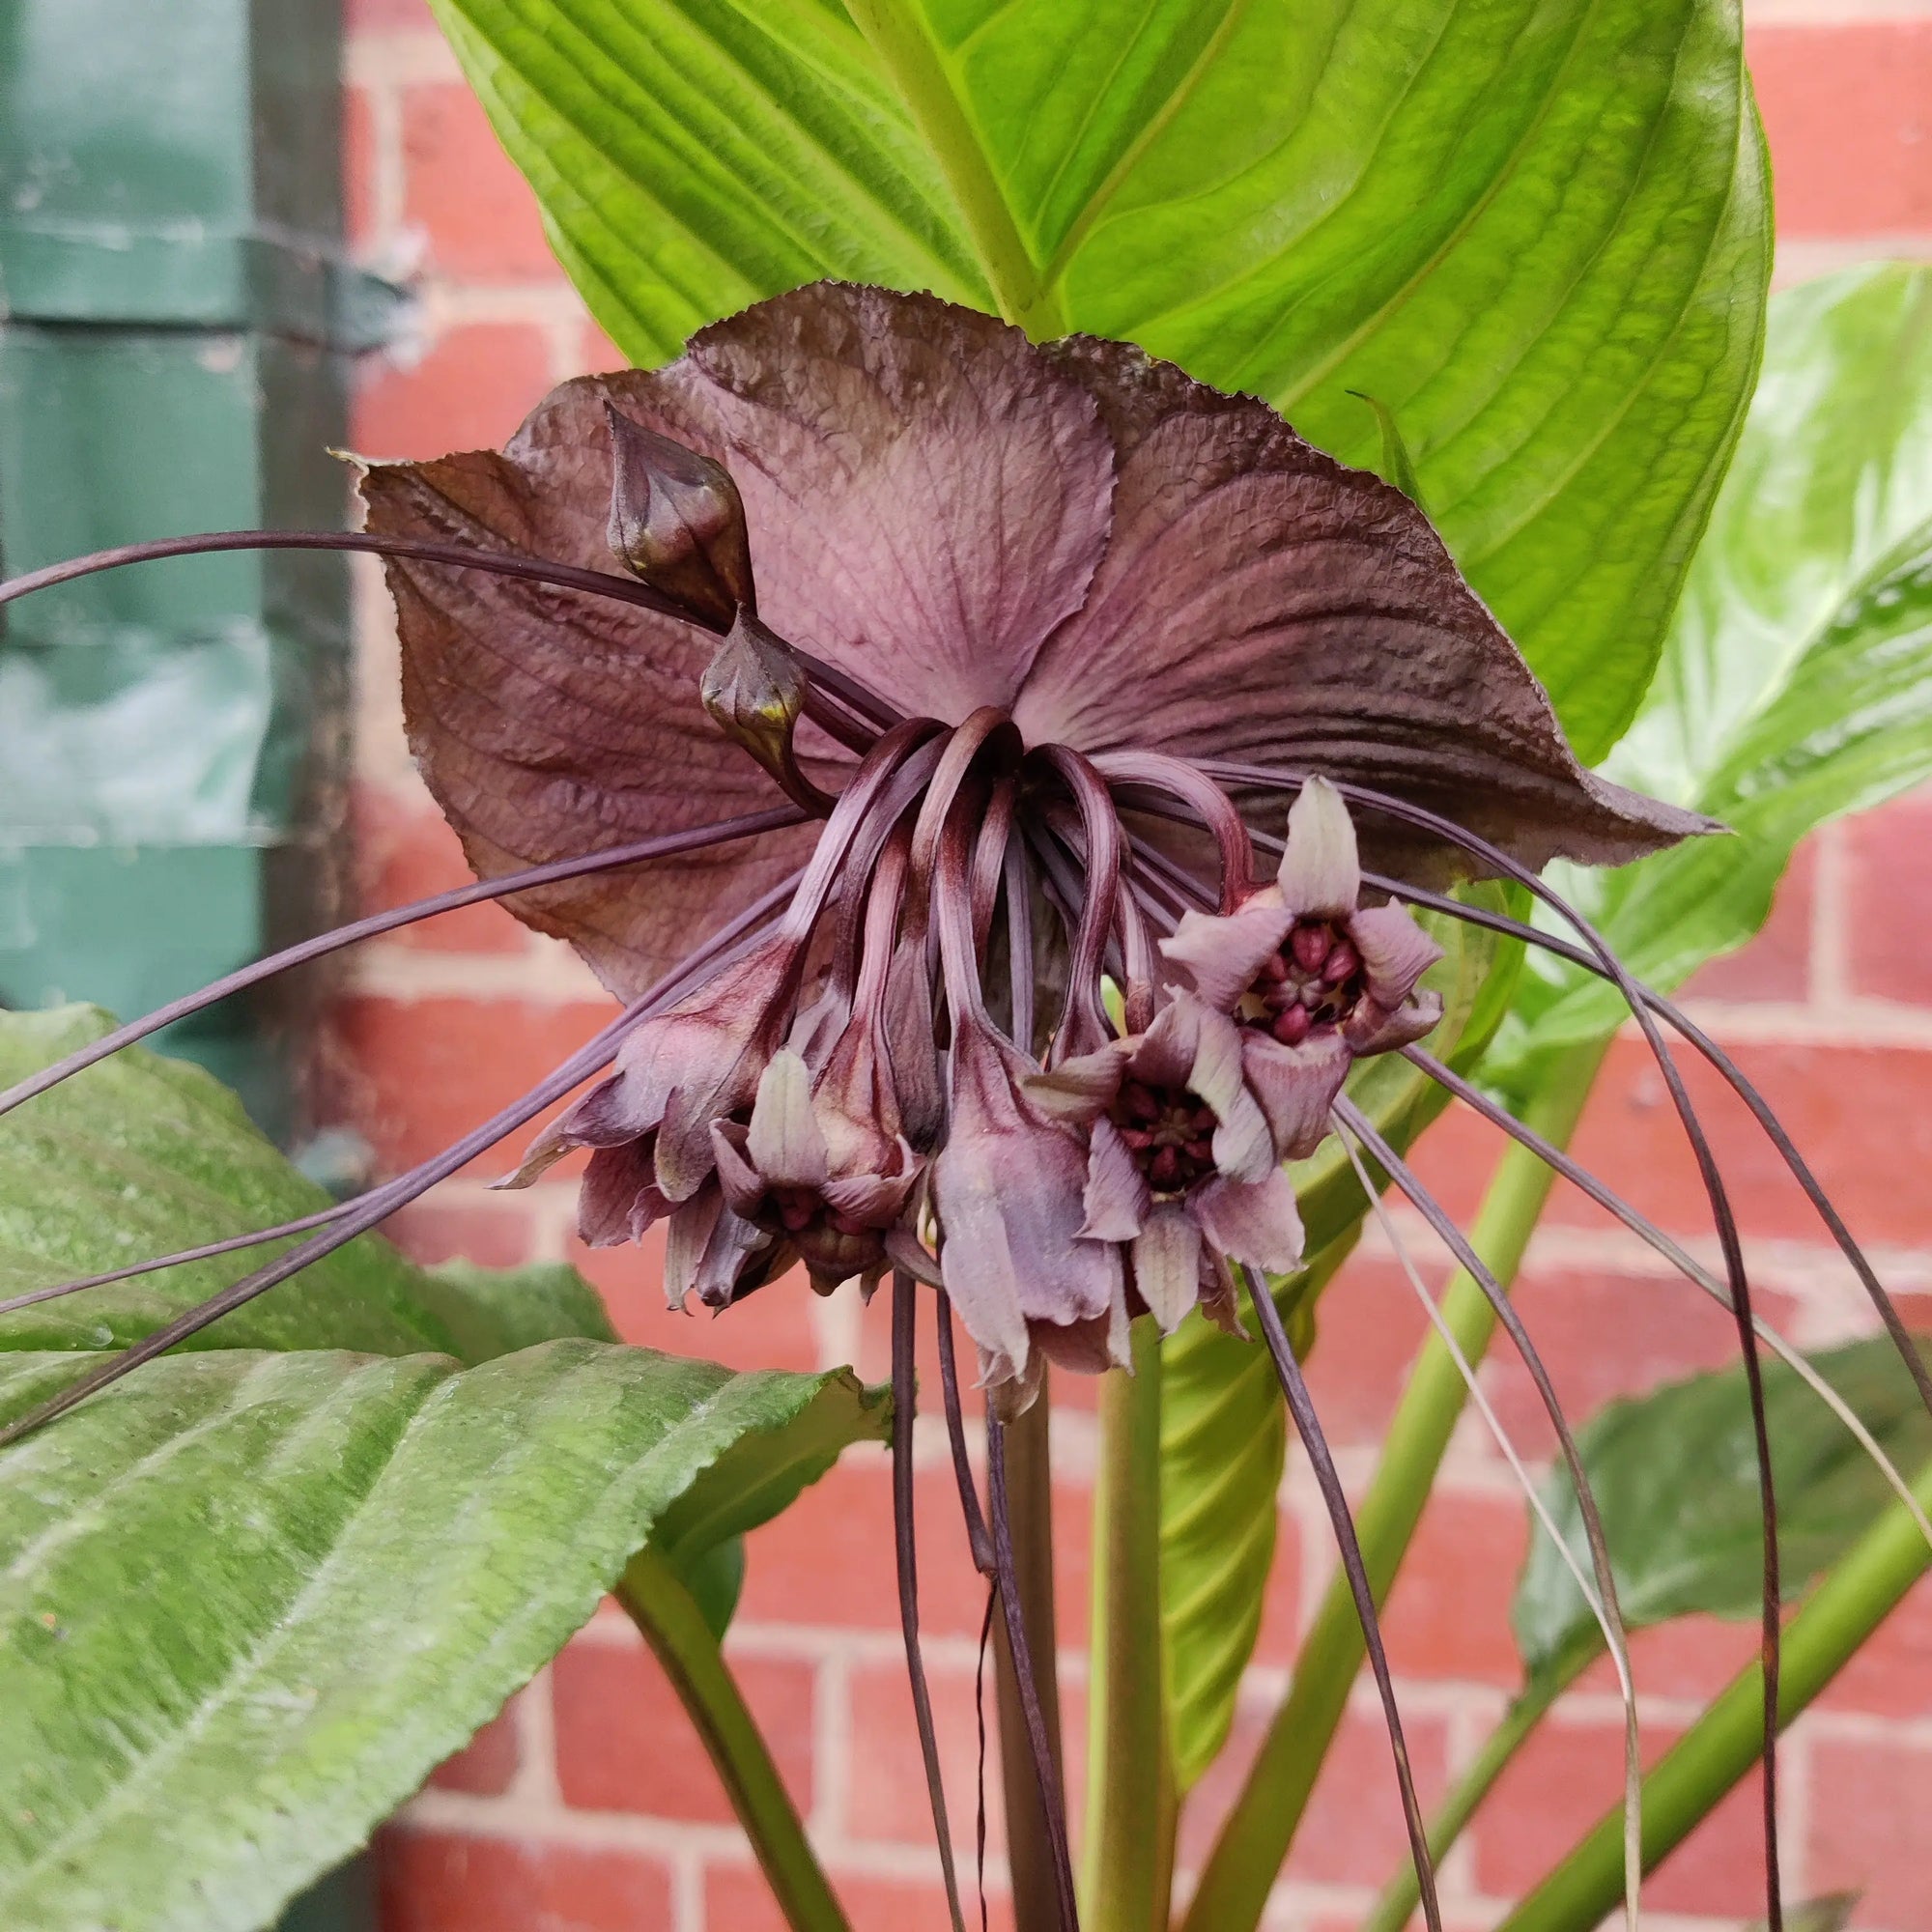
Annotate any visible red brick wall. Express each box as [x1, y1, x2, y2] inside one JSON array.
[[340, 4, 1932, 1926]]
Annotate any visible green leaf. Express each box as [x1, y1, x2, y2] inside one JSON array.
[[0, 1007, 620, 1368], [0, 1008, 461, 1358], [0, 1342, 888, 1932], [1158, 889, 1518, 1790], [1348, 390, 1428, 514], [1513, 1336, 1932, 1685], [1498, 264, 1932, 1083], [435, 0, 1768, 758], [416, 1257, 619, 1362]]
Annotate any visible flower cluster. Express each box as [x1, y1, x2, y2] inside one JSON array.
[[357, 282, 1696, 1409]]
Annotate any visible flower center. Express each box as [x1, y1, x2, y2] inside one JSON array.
[[1111, 1080, 1217, 1194], [1239, 918, 1363, 1044]]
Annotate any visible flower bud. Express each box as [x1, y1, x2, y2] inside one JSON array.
[[605, 405, 755, 629]]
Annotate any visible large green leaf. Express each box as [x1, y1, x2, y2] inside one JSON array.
[[0, 1007, 454, 1357], [1514, 1336, 1932, 1684], [0, 1342, 886, 1932], [1158, 890, 1519, 1789], [434, 0, 1768, 758], [0, 1007, 620, 1365], [1497, 264, 1932, 1082]]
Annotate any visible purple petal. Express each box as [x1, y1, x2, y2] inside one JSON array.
[[1010, 341, 1705, 877], [578, 1141, 668, 1247], [1198, 1250, 1247, 1339], [1193, 1170, 1306, 1276], [933, 1023, 1119, 1385], [708, 1122, 768, 1220], [1348, 903, 1444, 1009], [1275, 778, 1361, 919], [1129, 996, 1203, 1091], [745, 1048, 829, 1188], [1133, 1204, 1202, 1334], [1157, 900, 1292, 1011], [1025, 1042, 1130, 1122], [820, 1168, 918, 1226], [1081, 1117, 1151, 1241], [1347, 989, 1446, 1057], [1241, 1032, 1350, 1162]]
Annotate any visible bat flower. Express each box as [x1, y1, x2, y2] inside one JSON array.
[[5, 277, 1877, 1932], [1159, 777, 1446, 1159], [1028, 992, 1305, 1336]]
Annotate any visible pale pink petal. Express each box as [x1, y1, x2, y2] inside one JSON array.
[[1157, 900, 1291, 1010], [1178, 999, 1274, 1183], [1127, 998, 1201, 1092], [708, 1122, 768, 1219], [1241, 1032, 1350, 1162], [745, 1048, 830, 1188], [1193, 1170, 1306, 1276], [1025, 1042, 1131, 1122], [664, 1189, 725, 1310], [820, 1168, 918, 1226], [1012, 347, 1704, 877], [578, 1141, 668, 1247], [1134, 1204, 1202, 1334], [1347, 903, 1444, 1010], [1274, 778, 1361, 918], [1081, 1117, 1151, 1241], [1346, 990, 1445, 1056], [933, 1025, 1118, 1386]]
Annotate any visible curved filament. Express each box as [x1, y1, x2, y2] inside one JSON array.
[[0, 807, 805, 1124], [893, 1274, 968, 1932], [1331, 1111, 1644, 1932], [1204, 756, 1784, 1929], [1239, 1260, 1445, 1932], [0, 528, 899, 734], [1405, 1045, 1932, 1551]]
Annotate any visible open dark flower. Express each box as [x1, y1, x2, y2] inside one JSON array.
[[1160, 776, 1445, 1158], [1030, 992, 1301, 1335]]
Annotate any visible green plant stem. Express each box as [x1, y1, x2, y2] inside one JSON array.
[[1499, 1444, 1932, 1932], [1082, 1317, 1177, 1929], [994, 1381, 1068, 1932], [618, 1548, 850, 1932], [839, 0, 1065, 335], [1363, 1647, 1594, 1932], [1181, 1038, 1609, 1932]]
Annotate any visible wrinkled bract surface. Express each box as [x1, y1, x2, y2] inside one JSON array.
[[361, 282, 1701, 1000]]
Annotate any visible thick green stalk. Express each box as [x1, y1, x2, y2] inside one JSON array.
[[1363, 1647, 1593, 1932], [994, 1383, 1069, 1932], [1498, 1452, 1932, 1932], [1180, 1039, 1609, 1932], [839, 0, 1065, 336], [1083, 1318, 1177, 1929], [618, 1548, 850, 1932]]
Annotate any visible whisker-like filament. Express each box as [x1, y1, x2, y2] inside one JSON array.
[[1405, 1044, 1932, 1550], [0, 808, 806, 1123], [0, 870, 805, 1442], [1206, 757, 1784, 1928], [1331, 1110, 1645, 1932], [893, 1273, 968, 1932], [1239, 1260, 1445, 1932], [0, 528, 901, 736], [1361, 873, 1932, 1428], [0, 1203, 356, 1318], [937, 1293, 995, 1577]]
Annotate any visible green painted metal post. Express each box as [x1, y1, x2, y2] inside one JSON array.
[[0, 0, 400, 1140]]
